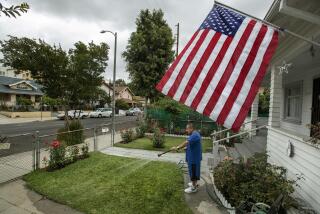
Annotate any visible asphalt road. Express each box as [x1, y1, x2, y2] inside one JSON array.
[[0, 116, 138, 157]]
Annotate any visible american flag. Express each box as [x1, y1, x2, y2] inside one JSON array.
[[156, 4, 278, 131]]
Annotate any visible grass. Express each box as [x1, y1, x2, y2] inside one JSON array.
[[24, 152, 192, 214], [115, 136, 212, 152]]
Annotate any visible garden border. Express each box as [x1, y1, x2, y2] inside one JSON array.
[[209, 172, 236, 214]]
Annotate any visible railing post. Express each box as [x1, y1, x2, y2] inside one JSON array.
[[226, 132, 230, 145], [32, 134, 36, 171], [212, 130, 216, 154], [35, 131, 40, 169], [93, 127, 97, 151]]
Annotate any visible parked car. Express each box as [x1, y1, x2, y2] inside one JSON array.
[[57, 110, 89, 120], [89, 108, 112, 118], [125, 107, 142, 116]]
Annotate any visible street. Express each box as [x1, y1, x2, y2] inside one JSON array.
[[0, 116, 138, 156]]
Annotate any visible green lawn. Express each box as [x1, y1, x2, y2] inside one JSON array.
[[24, 152, 192, 214], [115, 136, 212, 152]]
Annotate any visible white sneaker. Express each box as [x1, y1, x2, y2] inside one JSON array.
[[184, 186, 198, 193], [188, 182, 199, 187]]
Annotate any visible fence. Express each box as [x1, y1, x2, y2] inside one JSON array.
[[0, 122, 127, 184], [146, 108, 217, 136]]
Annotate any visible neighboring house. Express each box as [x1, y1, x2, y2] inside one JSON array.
[[263, 0, 320, 211], [0, 76, 43, 107], [115, 86, 136, 106], [0, 66, 33, 80], [133, 96, 147, 107], [100, 81, 113, 97]]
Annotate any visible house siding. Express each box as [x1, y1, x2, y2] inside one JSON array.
[[267, 127, 320, 212], [117, 88, 133, 100]]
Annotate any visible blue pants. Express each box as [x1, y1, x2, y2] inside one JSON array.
[[188, 162, 201, 181]]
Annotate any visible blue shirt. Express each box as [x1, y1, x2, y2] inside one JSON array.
[[186, 131, 202, 164]]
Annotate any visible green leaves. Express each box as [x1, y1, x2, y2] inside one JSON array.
[[0, 36, 110, 108], [213, 153, 298, 209], [0, 2, 29, 18], [123, 9, 175, 101]]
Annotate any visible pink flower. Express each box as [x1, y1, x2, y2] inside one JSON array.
[[51, 140, 61, 149]]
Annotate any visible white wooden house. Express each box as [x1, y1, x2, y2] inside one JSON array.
[[263, 0, 320, 211]]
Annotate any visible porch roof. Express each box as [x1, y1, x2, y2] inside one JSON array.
[[261, 0, 320, 87], [264, 0, 320, 64], [0, 76, 43, 96]]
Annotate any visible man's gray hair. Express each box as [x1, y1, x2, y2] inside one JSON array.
[[186, 123, 194, 129]]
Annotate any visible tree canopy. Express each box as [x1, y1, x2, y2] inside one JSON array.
[[0, 2, 29, 18], [115, 79, 127, 86], [123, 9, 175, 102], [0, 36, 109, 108]]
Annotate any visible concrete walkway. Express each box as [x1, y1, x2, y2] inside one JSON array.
[[101, 147, 226, 214], [0, 114, 56, 125], [0, 179, 82, 214]]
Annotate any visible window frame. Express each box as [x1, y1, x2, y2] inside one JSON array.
[[283, 81, 303, 124]]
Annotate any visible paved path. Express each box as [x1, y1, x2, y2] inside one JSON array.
[[0, 115, 56, 125], [101, 147, 226, 214], [0, 179, 82, 214]]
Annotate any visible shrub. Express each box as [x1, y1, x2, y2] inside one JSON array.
[[48, 140, 66, 170], [135, 122, 147, 138], [17, 97, 33, 106], [57, 120, 84, 146], [116, 99, 130, 110], [120, 129, 134, 143], [68, 145, 80, 162], [153, 97, 189, 115], [81, 144, 89, 158], [152, 128, 165, 148], [213, 153, 298, 209]]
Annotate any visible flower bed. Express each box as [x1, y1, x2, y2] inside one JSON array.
[[43, 140, 89, 171], [213, 153, 298, 211]]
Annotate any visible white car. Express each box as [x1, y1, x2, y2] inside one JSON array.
[[57, 110, 89, 120], [126, 107, 142, 116], [89, 108, 112, 118]]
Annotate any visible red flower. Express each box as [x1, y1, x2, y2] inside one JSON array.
[[51, 140, 61, 149]]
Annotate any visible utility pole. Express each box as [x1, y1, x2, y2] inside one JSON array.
[[100, 30, 117, 146], [175, 23, 179, 57]]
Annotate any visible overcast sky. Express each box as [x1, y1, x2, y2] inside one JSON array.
[[0, 0, 273, 82]]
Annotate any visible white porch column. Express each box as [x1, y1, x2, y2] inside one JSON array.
[[268, 65, 282, 128], [250, 93, 259, 136], [30, 95, 35, 103]]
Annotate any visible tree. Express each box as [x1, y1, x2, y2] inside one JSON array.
[[0, 36, 109, 113], [0, 2, 29, 18], [259, 88, 270, 115], [97, 89, 111, 107], [123, 9, 175, 102], [116, 99, 130, 110], [115, 79, 127, 86]]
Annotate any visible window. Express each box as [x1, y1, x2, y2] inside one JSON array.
[[0, 94, 11, 102], [284, 81, 303, 123]]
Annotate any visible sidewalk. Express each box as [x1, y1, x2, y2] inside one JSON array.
[[0, 179, 82, 214], [0, 114, 56, 125], [101, 147, 226, 214]]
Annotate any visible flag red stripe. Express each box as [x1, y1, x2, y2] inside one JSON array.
[[167, 29, 210, 97], [156, 31, 200, 92], [203, 20, 257, 116], [216, 25, 268, 125], [231, 30, 279, 131], [179, 32, 222, 103], [190, 36, 233, 110]]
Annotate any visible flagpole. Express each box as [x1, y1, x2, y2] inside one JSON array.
[[215, 1, 320, 48]]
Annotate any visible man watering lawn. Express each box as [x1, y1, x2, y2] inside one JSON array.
[[171, 123, 202, 193]]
